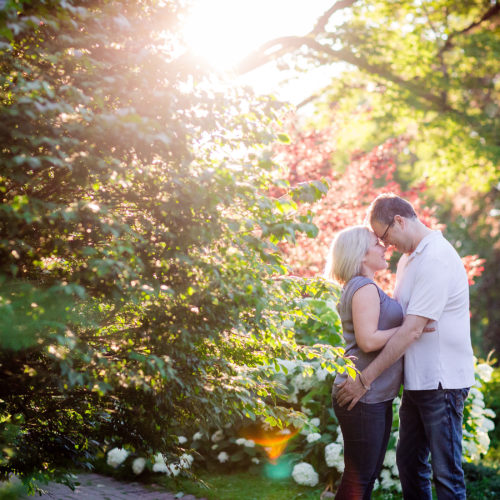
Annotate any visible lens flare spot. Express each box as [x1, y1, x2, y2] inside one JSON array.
[[240, 424, 299, 463]]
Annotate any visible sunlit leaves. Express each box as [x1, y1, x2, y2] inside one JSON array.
[[0, 0, 348, 484], [260, 0, 500, 191]]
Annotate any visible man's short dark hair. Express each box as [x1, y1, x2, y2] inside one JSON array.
[[368, 193, 417, 226]]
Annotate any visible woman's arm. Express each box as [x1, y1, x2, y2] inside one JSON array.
[[351, 284, 398, 353]]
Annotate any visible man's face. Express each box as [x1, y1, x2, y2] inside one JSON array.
[[371, 216, 409, 253]]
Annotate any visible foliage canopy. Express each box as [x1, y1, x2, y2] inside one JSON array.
[[240, 0, 500, 192]]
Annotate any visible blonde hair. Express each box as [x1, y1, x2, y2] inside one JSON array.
[[324, 226, 372, 284]]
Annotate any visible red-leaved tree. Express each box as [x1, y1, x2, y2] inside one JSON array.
[[274, 121, 484, 293]]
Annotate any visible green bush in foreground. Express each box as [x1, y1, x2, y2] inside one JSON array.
[[0, 0, 347, 491]]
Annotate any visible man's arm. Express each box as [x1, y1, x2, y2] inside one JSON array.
[[335, 314, 430, 410]]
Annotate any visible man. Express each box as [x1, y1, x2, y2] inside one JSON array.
[[336, 193, 474, 500]]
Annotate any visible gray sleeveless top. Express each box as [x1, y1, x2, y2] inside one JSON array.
[[333, 276, 404, 403]]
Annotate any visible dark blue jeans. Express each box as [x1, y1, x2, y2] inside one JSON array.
[[396, 387, 470, 500], [333, 399, 393, 500]]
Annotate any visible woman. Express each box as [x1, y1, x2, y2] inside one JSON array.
[[324, 225, 404, 499]]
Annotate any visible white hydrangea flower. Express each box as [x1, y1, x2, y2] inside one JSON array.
[[380, 469, 394, 489], [306, 433, 321, 444], [132, 457, 146, 475], [211, 430, 224, 442], [462, 438, 479, 460], [251, 457, 260, 464], [235, 438, 246, 445], [309, 418, 320, 427], [325, 442, 344, 471], [217, 451, 229, 463], [169, 463, 180, 476], [152, 462, 170, 474], [106, 447, 129, 468], [244, 439, 255, 448], [480, 417, 495, 432], [478, 431, 490, 450], [192, 431, 203, 441], [469, 387, 482, 398], [177, 435, 188, 444], [476, 363, 493, 382], [293, 372, 315, 392], [179, 453, 194, 469], [292, 462, 319, 487], [383, 449, 397, 468], [152, 453, 170, 474], [211, 444, 218, 450]]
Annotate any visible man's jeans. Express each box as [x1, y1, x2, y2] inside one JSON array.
[[396, 386, 470, 500], [333, 399, 393, 500]]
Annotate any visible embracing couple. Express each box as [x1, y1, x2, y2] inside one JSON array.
[[325, 193, 474, 500]]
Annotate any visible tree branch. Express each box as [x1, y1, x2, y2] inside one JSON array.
[[439, 1, 500, 55], [311, 0, 358, 35], [241, 34, 451, 113], [237, 1, 477, 116], [237, 36, 309, 74], [237, 1, 359, 73]]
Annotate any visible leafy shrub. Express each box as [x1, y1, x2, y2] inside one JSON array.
[[104, 292, 496, 496], [0, 0, 345, 489], [482, 365, 500, 450], [464, 462, 500, 500]]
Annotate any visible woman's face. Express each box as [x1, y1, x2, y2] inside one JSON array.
[[362, 232, 388, 275]]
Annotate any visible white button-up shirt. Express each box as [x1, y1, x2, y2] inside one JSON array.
[[394, 230, 475, 390]]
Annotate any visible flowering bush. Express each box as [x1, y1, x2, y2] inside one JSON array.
[[103, 448, 195, 478], [463, 359, 497, 461], [99, 296, 495, 497], [169, 353, 495, 495]]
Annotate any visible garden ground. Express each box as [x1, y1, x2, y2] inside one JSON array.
[[18, 473, 207, 500], [13, 461, 500, 500]]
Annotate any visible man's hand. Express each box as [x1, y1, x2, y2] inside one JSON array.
[[335, 375, 367, 410]]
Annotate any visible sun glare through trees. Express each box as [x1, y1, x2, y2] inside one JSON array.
[[182, 0, 337, 101]]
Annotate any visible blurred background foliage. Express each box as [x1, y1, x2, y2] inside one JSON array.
[[241, 0, 500, 359]]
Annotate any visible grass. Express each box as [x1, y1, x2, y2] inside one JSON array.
[[160, 469, 325, 500], [157, 459, 500, 500], [159, 468, 409, 500]]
